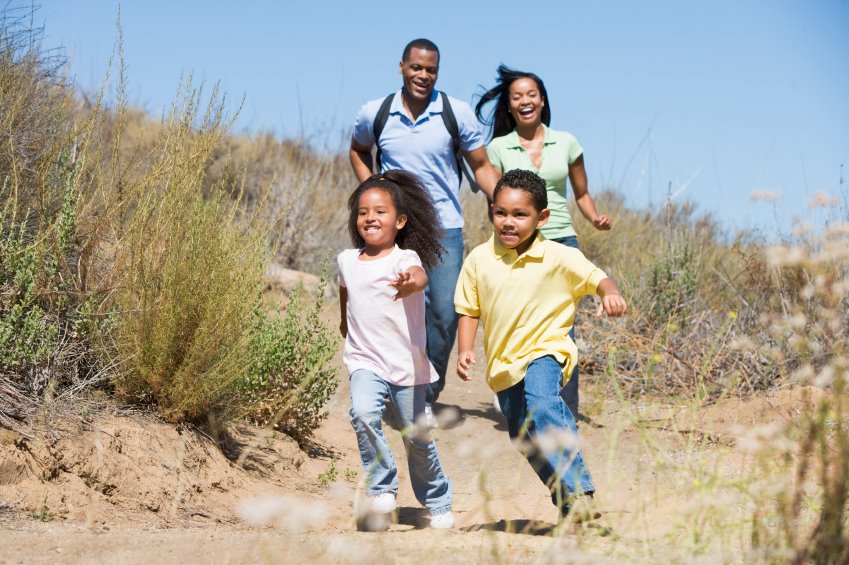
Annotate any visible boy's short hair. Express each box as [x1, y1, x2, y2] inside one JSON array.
[[494, 169, 548, 211]]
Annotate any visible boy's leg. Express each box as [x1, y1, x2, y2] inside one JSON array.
[[560, 325, 580, 418], [349, 369, 399, 496], [424, 228, 463, 403], [387, 382, 452, 516], [507, 356, 595, 512], [551, 236, 581, 418]]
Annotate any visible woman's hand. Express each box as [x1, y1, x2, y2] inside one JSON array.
[[592, 214, 612, 230]]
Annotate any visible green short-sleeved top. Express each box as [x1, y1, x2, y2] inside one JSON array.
[[486, 126, 583, 239]]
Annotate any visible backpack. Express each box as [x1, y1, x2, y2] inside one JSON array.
[[372, 91, 482, 193]]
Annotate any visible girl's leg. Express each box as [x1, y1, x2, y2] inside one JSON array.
[[349, 369, 399, 496], [387, 383, 452, 516], [499, 356, 594, 512]]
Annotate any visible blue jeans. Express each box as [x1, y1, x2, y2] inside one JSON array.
[[424, 228, 463, 403], [496, 356, 595, 512], [349, 369, 452, 515], [551, 235, 581, 418]]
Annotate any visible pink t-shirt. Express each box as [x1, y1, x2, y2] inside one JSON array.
[[338, 246, 438, 386]]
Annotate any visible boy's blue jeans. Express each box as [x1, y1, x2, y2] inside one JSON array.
[[349, 369, 453, 516], [551, 235, 581, 418], [424, 228, 464, 403], [496, 356, 595, 512]]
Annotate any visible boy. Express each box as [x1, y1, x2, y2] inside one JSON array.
[[454, 169, 627, 520]]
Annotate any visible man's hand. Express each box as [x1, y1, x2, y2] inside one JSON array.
[[457, 351, 476, 381]]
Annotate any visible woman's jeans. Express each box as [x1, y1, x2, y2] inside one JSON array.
[[424, 228, 464, 403], [551, 235, 581, 418], [349, 369, 452, 515], [496, 356, 595, 512]]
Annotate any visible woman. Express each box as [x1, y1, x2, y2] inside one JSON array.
[[475, 65, 611, 420]]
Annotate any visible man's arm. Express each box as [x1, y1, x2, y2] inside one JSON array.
[[349, 137, 375, 183], [456, 315, 480, 381], [463, 146, 499, 201]]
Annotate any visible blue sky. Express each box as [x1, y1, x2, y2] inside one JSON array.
[[37, 0, 849, 238]]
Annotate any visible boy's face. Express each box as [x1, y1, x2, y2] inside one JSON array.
[[492, 187, 549, 255]]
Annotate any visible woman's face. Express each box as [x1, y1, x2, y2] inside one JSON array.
[[508, 77, 544, 129]]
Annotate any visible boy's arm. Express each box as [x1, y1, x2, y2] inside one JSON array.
[[339, 285, 348, 337], [389, 266, 427, 300], [456, 315, 479, 381], [595, 278, 628, 317]]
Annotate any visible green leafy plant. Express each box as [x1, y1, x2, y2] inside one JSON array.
[[317, 457, 338, 487]]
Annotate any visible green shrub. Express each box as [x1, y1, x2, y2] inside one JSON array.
[[240, 271, 339, 443]]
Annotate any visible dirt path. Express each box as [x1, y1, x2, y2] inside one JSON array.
[[1, 300, 805, 563]]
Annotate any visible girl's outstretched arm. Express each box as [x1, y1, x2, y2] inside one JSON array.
[[339, 285, 348, 337], [595, 278, 628, 317], [457, 315, 479, 381], [570, 155, 611, 230], [389, 266, 427, 301]]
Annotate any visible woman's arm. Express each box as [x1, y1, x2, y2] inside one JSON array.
[[570, 155, 611, 230], [339, 285, 348, 337]]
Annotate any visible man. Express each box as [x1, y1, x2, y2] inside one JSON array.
[[350, 38, 497, 403]]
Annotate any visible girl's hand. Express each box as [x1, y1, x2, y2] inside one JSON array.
[[389, 270, 419, 300], [592, 214, 611, 230], [595, 294, 628, 318], [457, 351, 476, 381]]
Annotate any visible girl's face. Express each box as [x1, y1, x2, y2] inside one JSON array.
[[508, 77, 544, 129], [356, 188, 407, 254]]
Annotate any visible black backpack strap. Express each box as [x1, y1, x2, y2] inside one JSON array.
[[439, 92, 482, 193], [372, 93, 395, 172]]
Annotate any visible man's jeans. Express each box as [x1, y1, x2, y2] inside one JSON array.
[[424, 228, 463, 403], [349, 369, 452, 515], [496, 356, 595, 512], [551, 235, 581, 418]]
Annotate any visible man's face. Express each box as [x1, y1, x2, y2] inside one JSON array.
[[399, 48, 439, 104]]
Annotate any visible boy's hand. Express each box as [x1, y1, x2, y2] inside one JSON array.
[[595, 293, 628, 317], [457, 351, 476, 381], [389, 270, 418, 300]]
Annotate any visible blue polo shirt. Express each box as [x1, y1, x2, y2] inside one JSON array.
[[352, 89, 484, 229]]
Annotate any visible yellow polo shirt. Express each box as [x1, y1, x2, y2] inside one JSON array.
[[454, 232, 607, 392]]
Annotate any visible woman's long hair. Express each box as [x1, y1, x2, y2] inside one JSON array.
[[475, 64, 551, 140], [347, 170, 444, 270]]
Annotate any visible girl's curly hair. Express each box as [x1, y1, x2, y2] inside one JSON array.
[[347, 170, 444, 270]]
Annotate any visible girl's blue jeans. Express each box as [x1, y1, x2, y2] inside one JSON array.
[[551, 235, 581, 418], [496, 355, 595, 512], [349, 369, 453, 516]]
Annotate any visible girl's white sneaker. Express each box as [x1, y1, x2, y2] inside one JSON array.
[[429, 511, 455, 529], [369, 492, 397, 514]]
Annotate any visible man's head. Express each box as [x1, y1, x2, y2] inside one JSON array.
[[399, 38, 439, 105], [492, 169, 549, 254]]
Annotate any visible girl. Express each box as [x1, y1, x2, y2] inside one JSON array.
[[338, 170, 454, 529], [475, 65, 612, 420]]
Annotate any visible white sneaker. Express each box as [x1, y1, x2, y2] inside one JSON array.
[[424, 404, 439, 429], [493, 394, 502, 413], [430, 511, 455, 529], [368, 492, 397, 514]]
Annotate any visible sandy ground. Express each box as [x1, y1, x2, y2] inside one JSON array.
[[0, 299, 818, 564]]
